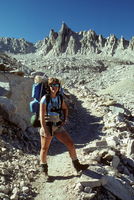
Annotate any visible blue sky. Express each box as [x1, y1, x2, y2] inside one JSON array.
[[0, 0, 134, 43]]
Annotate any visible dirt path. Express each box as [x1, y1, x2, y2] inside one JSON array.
[[33, 92, 102, 200], [34, 151, 78, 200]]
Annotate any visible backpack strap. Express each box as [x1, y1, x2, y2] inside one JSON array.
[[45, 93, 63, 116], [59, 94, 63, 108], [46, 94, 51, 115], [59, 94, 63, 118], [39, 83, 44, 101]]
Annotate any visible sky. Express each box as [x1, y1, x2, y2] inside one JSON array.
[[0, 0, 134, 43]]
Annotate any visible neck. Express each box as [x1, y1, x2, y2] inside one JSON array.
[[50, 92, 56, 98]]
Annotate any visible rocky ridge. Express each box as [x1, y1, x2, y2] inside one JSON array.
[[0, 23, 134, 60], [36, 23, 134, 59]]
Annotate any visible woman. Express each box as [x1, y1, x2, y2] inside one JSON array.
[[39, 77, 89, 175]]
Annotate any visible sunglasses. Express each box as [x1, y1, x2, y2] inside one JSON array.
[[50, 83, 60, 87]]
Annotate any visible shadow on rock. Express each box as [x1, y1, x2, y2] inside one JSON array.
[[45, 174, 79, 182], [82, 169, 103, 179]]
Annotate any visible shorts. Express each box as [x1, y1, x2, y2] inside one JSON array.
[[40, 124, 65, 137]]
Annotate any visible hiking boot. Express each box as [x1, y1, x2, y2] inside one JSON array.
[[40, 163, 48, 175], [72, 159, 89, 172]]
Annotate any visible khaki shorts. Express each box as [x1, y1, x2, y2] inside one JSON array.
[[40, 125, 65, 137]]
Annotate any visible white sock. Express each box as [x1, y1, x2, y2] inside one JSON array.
[[71, 157, 78, 161], [40, 162, 47, 165]]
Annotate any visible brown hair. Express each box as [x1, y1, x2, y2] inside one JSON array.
[[48, 77, 60, 86]]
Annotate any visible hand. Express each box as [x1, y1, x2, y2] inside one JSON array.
[[43, 127, 51, 137], [62, 119, 68, 126]]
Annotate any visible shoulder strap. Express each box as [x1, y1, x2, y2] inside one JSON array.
[[59, 94, 63, 108], [39, 83, 44, 101], [46, 94, 51, 115], [45, 93, 63, 116], [58, 94, 63, 117]]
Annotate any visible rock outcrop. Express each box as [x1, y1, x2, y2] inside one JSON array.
[[0, 52, 30, 74]]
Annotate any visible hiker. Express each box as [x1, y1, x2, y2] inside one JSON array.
[[39, 77, 89, 175]]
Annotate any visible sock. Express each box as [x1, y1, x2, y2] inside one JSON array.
[[40, 162, 47, 165], [71, 157, 78, 161]]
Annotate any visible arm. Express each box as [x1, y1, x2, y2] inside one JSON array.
[[40, 102, 50, 136], [61, 100, 68, 123]]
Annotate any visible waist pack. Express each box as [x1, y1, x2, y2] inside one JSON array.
[[46, 121, 62, 127], [46, 121, 62, 136]]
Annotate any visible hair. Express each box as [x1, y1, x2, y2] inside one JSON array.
[[48, 77, 60, 86]]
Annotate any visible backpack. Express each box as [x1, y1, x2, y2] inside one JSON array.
[[30, 81, 48, 115]]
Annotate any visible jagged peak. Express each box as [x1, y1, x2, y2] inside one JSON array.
[[59, 22, 73, 34], [130, 36, 134, 41], [48, 29, 58, 41], [98, 34, 104, 39], [119, 36, 129, 42], [87, 29, 97, 38], [18, 38, 26, 41], [108, 34, 117, 39], [49, 29, 56, 37]]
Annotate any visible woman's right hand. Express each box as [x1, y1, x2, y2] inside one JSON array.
[[40, 127, 51, 137], [44, 127, 51, 137]]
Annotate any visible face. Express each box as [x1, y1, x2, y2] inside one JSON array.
[[49, 83, 60, 94]]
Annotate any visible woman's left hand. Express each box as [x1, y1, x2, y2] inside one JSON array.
[[61, 119, 68, 126]]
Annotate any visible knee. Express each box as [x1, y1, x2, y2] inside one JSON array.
[[66, 140, 75, 150], [41, 140, 50, 151], [41, 145, 49, 152]]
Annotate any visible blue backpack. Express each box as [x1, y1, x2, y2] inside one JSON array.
[[30, 82, 47, 115]]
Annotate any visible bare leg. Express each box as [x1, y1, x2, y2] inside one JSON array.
[[40, 135, 53, 164], [55, 131, 77, 159], [55, 130, 89, 172]]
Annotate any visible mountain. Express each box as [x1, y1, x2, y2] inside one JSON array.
[[0, 23, 134, 57], [37, 23, 134, 57], [0, 37, 36, 54]]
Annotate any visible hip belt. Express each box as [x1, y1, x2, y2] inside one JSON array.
[[46, 121, 62, 127]]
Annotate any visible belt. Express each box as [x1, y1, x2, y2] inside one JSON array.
[[46, 121, 62, 126]]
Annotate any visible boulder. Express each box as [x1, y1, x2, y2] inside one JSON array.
[[101, 176, 134, 200]]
